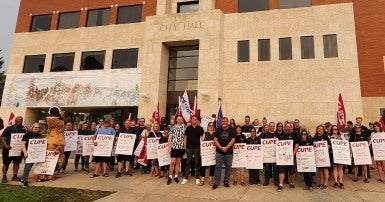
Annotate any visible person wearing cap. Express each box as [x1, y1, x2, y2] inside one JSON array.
[[91, 118, 116, 178]]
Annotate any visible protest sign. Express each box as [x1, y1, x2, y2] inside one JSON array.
[[371, 132, 385, 161], [25, 138, 47, 163], [134, 138, 145, 157], [93, 134, 114, 157], [296, 146, 316, 172], [201, 115, 215, 132], [351, 141, 371, 165], [314, 141, 331, 167], [9, 133, 25, 157], [115, 133, 136, 155], [33, 151, 59, 175], [246, 144, 263, 169], [262, 138, 278, 163], [157, 143, 171, 167], [232, 143, 247, 168], [331, 139, 351, 165], [276, 140, 293, 165], [76, 135, 83, 155], [147, 138, 160, 159], [82, 135, 94, 156], [64, 131, 78, 152], [200, 141, 216, 166]]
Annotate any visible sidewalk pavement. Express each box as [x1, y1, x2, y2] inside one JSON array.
[[1, 159, 385, 202]]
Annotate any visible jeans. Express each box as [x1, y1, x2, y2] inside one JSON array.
[[74, 155, 90, 169], [304, 172, 313, 187], [264, 163, 278, 183], [22, 163, 34, 182], [184, 149, 200, 179], [214, 152, 233, 185]]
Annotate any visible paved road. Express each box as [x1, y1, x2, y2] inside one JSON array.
[[2, 160, 384, 202]]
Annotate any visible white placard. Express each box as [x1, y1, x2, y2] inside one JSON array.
[[147, 138, 160, 159], [201, 115, 215, 132], [276, 140, 293, 166], [242, 132, 251, 139], [351, 141, 372, 165], [262, 138, 278, 163], [331, 139, 351, 165], [314, 141, 331, 167], [200, 141, 216, 166], [33, 151, 59, 175], [25, 138, 47, 163], [246, 144, 263, 169], [76, 136, 83, 155], [157, 143, 171, 167], [371, 132, 385, 161], [232, 143, 247, 168], [82, 135, 94, 156], [9, 133, 25, 157], [134, 138, 145, 157], [296, 146, 316, 172], [64, 131, 78, 152], [115, 133, 136, 155], [93, 134, 114, 157]]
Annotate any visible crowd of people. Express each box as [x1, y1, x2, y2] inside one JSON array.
[[1, 111, 385, 192]]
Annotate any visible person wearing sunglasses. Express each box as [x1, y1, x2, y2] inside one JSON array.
[[330, 125, 345, 189]]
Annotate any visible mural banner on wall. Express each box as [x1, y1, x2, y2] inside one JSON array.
[[2, 69, 141, 107]]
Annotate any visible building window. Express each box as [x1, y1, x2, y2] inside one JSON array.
[[23, 55, 45, 73], [30, 14, 52, 32], [177, 1, 199, 13], [87, 8, 110, 27], [58, 11, 80, 29], [279, 37, 292, 60], [117, 5, 142, 24], [80, 51, 106, 70], [238, 40, 250, 62], [258, 39, 270, 61], [323, 34, 338, 58], [239, 0, 270, 13], [278, 0, 311, 9], [51, 53, 75, 72], [112, 48, 139, 69], [301, 36, 315, 59]]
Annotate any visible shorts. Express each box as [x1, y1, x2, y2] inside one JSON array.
[[171, 149, 185, 158], [278, 165, 296, 175], [2, 150, 22, 165], [160, 165, 169, 171], [117, 155, 132, 162], [151, 159, 158, 167], [93, 156, 110, 163]]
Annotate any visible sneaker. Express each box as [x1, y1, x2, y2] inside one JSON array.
[[316, 184, 323, 189], [124, 171, 132, 176], [339, 183, 344, 189], [167, 177, 172, 185], [224, 183, 230, 188], [23, 181, 29, 187], [115, 172, 122, 178], [277, 185, 283, 192], [174, 177, 179, 183], [181, 179, 188, 184], [11, 176, 20, 181], [196, 179, 200, 185], [2, 177, 8, 183], [290, 184, 295, 189], [212, 184, 218, 190], [322, 185, 328, 190], [334, 182, 339, 188], [364, 178, 369, 183]]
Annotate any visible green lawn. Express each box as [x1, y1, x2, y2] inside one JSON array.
[[0, 184, 115, 202]]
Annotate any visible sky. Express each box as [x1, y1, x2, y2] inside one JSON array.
[[0, 0, 21, 72]]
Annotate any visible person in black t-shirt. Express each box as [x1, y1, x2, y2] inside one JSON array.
[[21, 123, 42, 187], [241, 115, 254, 133], [212, 117, 235, 189], [262, 122, 278, 186], [313, 125, 332, 190], [181, 116, 204, 185], [159, 127, 170, 178], [75, 122, 92, 172], [350, 125, 370, 183], [232, 125, 246, 186], [246, 128, 261, 185], [296, 130, 314, 192]]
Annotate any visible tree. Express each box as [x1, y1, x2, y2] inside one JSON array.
[[0, 50, 6, 105]]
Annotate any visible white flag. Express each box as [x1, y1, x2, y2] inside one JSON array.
[[180, 89, 192, 122]]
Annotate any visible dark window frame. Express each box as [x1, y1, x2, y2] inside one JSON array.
[[238, 40, 250, 62], [177, 1, 200, 13], [30, 14, 52, 32], [323, 34, 338, 58], [86, 8, 111, 27], [57, 11, 81, 30], [279, 37, 292, 60], [258, 39, 271, 61], [23, 54, 46, 73], [112, 48, 139, 69], [116, 4, 143, 24], [51, 52, 75, 72], [80, 50, 106, 71], [300, 36, 315, 59], [238, 0, 270, 13], [278, 0, 312, 9]]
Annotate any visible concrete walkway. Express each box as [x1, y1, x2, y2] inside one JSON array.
[[2, 159, 385, 202]]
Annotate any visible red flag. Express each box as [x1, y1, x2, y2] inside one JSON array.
[[192, 95, 199, 117], [379, 117, 385, 131], [337, 93, 346, 131], [137, 137, 148, 166], [152, 102, 161, 124], [175, 96, 181, 116], [8, 112, 15, 126]]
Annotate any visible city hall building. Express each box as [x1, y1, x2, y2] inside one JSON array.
[[1, 0, 385, 129]]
